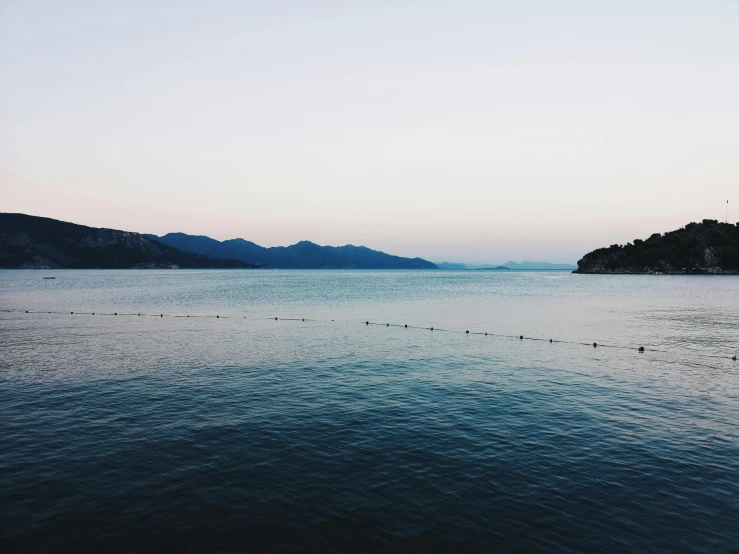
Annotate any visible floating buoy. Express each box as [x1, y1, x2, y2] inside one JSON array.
[[138, 313, 140, 316], [24, 310, 726, 364], [733, 355, 737, 361]]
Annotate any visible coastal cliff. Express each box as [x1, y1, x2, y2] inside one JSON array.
[[574, 220, 739, 274]]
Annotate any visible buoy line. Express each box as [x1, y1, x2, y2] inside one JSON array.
[[1, 307, 736, 362]]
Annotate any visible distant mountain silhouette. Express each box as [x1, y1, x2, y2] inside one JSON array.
[[436, 262, 469, 270], [0, 213, 257, 269], [502, 261, 577, 270], [437, 261, 575, 270], [574, 219, 739, 274], [147, 233, 438, 269]]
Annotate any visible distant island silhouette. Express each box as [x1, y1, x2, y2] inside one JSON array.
[[0, 213, 438, 270], [574, 220, 739, 274], [437, 261, 576, 270]]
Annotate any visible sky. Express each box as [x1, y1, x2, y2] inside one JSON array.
[[1, 0, 738, 264]]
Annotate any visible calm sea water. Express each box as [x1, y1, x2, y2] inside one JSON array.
[[1, 270, 738, 553]]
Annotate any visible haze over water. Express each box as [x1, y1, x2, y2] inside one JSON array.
[[3, 1, 738, 261], [1, 270, 738, 552]]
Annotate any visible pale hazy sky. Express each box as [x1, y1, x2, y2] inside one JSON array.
[[1, 0, 738, 263]]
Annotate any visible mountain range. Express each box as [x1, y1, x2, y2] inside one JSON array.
[[0, 213, 438, 269], [1, 212, 579, 271], [146, 233, 437, 269]]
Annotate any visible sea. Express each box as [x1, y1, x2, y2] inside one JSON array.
[[1, 269, 738, 553]]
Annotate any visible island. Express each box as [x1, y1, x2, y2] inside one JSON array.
[[574, 220, 739, 274]]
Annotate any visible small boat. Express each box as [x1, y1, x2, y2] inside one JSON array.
[[43, 277, 56, 280]]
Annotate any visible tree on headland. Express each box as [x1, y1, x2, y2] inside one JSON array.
[[574, 220, 739, 274]]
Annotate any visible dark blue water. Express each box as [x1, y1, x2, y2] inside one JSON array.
[[1, 270, 738, 552]]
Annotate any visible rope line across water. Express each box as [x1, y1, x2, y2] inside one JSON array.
[[1, 308, 736, 362]]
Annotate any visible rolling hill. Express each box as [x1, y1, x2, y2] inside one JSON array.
[[574, 220, 739, 274], [0, 214, 258, 269]]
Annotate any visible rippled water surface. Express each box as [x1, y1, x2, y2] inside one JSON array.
[[1, 270, 738, 552]]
